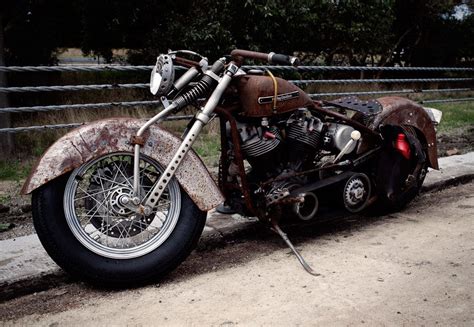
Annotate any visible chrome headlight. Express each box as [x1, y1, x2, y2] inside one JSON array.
[[150, 54, 174, 95]]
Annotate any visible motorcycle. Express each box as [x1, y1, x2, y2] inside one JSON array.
[[22, 49, 442, 284]]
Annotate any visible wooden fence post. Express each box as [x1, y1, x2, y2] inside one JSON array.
[[0, 14, 13, 156]]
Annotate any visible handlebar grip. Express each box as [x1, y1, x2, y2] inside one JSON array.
[[268, 52, 300, 66]]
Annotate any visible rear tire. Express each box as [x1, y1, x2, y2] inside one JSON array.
[[32, 173, 206, 287], [373, 128, 428, 213]]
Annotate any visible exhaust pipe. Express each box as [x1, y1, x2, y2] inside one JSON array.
[[293, 192, 319, 221]]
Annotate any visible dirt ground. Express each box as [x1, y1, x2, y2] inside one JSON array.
[[1, 182, 472, 326], [437, 126, 474, 157], [0, 181, 33, 240]]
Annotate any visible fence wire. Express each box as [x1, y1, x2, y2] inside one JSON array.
[[0, 64, 472, 133], [0, 83, 149, 93], [0, 88, 470, 114], [309, 88, 473, 98], [420, 97, 474, 104], [0, 100, 162, 114], [291, 78, 474, 85], [1, 65, 474, 73], [0, 115, 194, 134], [1, 79, 472, 94], [1, 97, 471, 133]]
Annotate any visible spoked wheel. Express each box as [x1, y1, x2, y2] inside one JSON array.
[[32, 152, 206, 286]]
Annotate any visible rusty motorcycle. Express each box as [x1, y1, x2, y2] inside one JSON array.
[[23, 49, 442, 284]]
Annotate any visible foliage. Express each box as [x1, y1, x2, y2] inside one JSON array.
[[1, 0, 81, 65], [2, 0, 473, 66]]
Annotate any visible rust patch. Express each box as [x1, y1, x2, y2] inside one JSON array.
[[234, 75, 313, 117], [130, 135, 146, 146], [21, 117, 224, 211]]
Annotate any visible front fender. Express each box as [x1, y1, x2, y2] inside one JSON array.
[[21, 117, 224, 211], [371, 97, 439, 170]]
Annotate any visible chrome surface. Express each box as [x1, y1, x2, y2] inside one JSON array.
[[293, 192, 319, 221], [150, 54, 174, 95], [143, 69, 235, 208], [64, 152, 181, 259]]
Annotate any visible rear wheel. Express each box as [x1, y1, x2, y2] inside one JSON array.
[[32, 152, 206, 286], [374, 128, 428, 212]]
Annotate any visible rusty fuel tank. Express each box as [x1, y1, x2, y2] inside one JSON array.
[[234, 75, 314, 117]]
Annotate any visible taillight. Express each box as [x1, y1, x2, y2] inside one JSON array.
[[394, 133, 411, 160]]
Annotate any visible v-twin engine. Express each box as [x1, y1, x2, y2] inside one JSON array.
[[232, 108, 359, 183], [236, 109, 324, 176]]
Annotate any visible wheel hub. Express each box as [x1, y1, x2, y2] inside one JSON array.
[[109, 187, 134, 216]]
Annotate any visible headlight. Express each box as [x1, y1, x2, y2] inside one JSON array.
[[150, 54, 175, 96]]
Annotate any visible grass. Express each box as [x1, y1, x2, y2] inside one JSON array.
[[0, 160, 34, 181], [0, 194, 12, 205], [161, 119, 221, 167], [430, 101, 474, 133]]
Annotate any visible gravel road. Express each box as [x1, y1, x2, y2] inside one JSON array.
[[1, 182, 473, 326]]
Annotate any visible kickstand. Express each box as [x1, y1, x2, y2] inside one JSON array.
[[271, 219, 320, 276]]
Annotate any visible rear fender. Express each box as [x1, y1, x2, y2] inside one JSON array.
[[21, 118, 224, 211], [371, 97, 439, 169]]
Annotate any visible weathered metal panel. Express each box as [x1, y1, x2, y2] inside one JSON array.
[[21, 118, 224, 211], [372, 97, 439, 170], [234, 75, 313, 117]]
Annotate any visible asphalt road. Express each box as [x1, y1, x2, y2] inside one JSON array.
[[1, 182, 473, 326]]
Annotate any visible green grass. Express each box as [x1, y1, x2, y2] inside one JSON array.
[[193, 134, 221, 158], [193, 133, 221, 167], [0, 160, 33, 181], [430, 101, 474, 133], [0, 194, 12, 205]]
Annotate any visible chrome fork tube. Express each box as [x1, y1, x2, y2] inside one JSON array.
[[143, 69, 235, 208], [132, 103, 178, 197]]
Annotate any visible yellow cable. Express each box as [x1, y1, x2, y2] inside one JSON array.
[[266, 69, 278, 112]]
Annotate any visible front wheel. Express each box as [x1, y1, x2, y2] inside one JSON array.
[[32, 152, 206, 286]]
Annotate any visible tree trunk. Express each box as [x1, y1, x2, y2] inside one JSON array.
[[0, 14, 13, 155]]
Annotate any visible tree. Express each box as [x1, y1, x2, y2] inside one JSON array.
[[391, 0, 467, 66], [2, 0, 81, 65]]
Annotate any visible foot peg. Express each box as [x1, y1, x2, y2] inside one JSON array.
[[271, 220, 320, 276]]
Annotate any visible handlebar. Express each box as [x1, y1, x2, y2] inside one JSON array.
[[230, 49, 299, 66], [268, 52, 300, 66]]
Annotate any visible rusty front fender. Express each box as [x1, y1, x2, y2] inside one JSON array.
[[21, 118, 224, 211], [371, 97, 439, 170]]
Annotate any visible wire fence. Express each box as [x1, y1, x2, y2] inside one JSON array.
[[0, 64, 472, 133]]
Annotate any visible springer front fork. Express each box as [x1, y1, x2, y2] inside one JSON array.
[[130, 63, 239, 214]]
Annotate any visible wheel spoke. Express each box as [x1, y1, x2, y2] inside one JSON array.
[[65, 152, 181, 259], [112, 160, 134, 189]]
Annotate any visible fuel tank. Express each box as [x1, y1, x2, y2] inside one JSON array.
[[234, 75, 314, 117]]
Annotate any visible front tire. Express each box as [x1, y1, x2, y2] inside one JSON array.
[[32, 154, 206, 286]]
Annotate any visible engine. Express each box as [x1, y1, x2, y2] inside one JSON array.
[[285, 109, 323, 170], [234, 109, 323, 178], [225, 107, 360, 219]]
